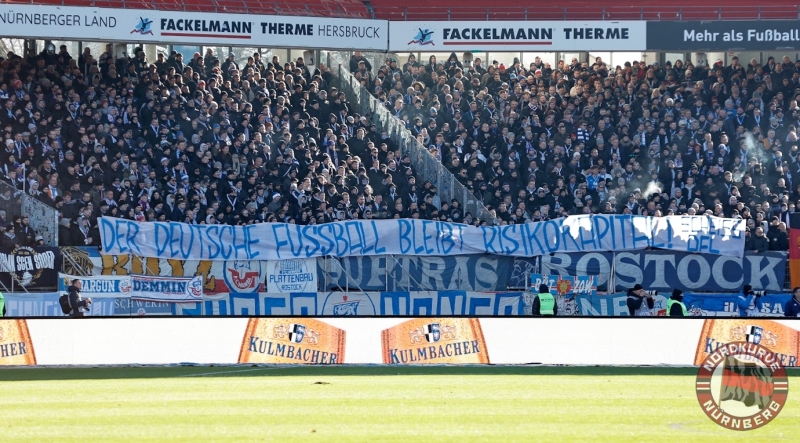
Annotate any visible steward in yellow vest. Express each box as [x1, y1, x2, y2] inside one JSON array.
[[667, 289, 687, 317], [533, 284, 558, 316]]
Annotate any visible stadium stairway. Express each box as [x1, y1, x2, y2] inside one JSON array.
[[326, 51, 497, 225]]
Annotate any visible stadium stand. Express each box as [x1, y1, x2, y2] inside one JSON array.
[[0, 0, 796, 254], [362, 50, 796, 251], [0, 42, 462, 248]]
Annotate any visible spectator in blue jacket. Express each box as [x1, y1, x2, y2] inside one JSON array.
[[736, 284, 763, 317], [785, 287, 800, 317]]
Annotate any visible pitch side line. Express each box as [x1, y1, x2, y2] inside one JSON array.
[[180, 368, 283, 377]]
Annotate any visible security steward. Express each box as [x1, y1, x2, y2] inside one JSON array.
[[532, 284, 558, 316], [667, 289, 687, 317], [0, 290, 5, 317]]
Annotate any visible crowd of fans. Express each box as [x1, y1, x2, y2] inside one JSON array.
[[0, 44, 462, 249], [0, 43, 796, 252], [355, 51, 800, 251]]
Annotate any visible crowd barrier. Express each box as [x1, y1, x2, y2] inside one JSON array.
[[3, 288, 794, 317], [2, 290, 525, 317], [1, 318, 797, 366]]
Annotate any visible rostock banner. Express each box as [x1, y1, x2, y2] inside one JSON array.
[[512, 251, 787, 292]]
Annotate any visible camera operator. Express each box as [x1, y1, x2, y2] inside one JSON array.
[[785, 287, 800, 317], [736, 284, 764, 317], [532, 284, 558, 316], [67, 279, 91, 317], [667, 289, 687, 317], [626, 284, 655, 316]]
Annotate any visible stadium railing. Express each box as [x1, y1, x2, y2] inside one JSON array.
[[368, 5, 800, 21], [325, 50, 498, 226], [0, 180, 59, 247], [1, 0, 372, 18]]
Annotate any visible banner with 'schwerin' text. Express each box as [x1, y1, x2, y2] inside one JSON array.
[[98, 215, 745, 261]]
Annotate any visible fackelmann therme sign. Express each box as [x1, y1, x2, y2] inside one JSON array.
[[0, 5, 386, 50], [1, 6, 798, 53], [389, 21, 646, 52]]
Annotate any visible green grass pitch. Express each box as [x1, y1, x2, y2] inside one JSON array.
[[1, 366, 798, 441]]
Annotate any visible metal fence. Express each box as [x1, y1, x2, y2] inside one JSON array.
[[0, 181, 58, 246], [6, 1, 799, 22], [326, 50, 496, 224]]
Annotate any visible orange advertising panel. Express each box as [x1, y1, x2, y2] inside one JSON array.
[[381, 318, 489, 364], [0, 320, 36, 366], [694, 319, 799, 367], [238, 318, 346, 364]]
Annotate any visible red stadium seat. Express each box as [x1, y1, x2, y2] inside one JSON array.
[[369, 0, 800, 21], [3, 0, 370, 18], [8, 0, 798, 20]]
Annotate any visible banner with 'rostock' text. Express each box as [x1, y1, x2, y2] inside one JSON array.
[[98, 215, 745, 261]]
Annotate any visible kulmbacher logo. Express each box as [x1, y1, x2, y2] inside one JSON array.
[[382, 318, 489, 365], [0, 320, 36, 366], [239, 318, 345, 365]]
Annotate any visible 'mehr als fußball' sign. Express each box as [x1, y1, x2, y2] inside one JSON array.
[[647, 21, 800, 51]]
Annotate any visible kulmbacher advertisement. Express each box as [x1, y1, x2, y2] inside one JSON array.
[[381, 318, 489, 364], [2, 318, 799, 367], [0, 319, 36, 366], [239, 318, 346, 364]]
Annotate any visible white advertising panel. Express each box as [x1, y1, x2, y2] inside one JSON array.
[[2, 318, 798, 367], [0, 5, 388, 50], [389, 20, 647, 52]]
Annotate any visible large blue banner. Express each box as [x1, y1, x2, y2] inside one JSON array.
[[517, 251, 787, 292], [98, 215, 745, 260], [7, 290, 791, 317], [1, 291, 524, 317], [319, 255, 512, 292], [575, 292, 793, 316], [681, 293, 792, 317]]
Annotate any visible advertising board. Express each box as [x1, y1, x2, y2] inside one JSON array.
[[3, 318, 798, 367]]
